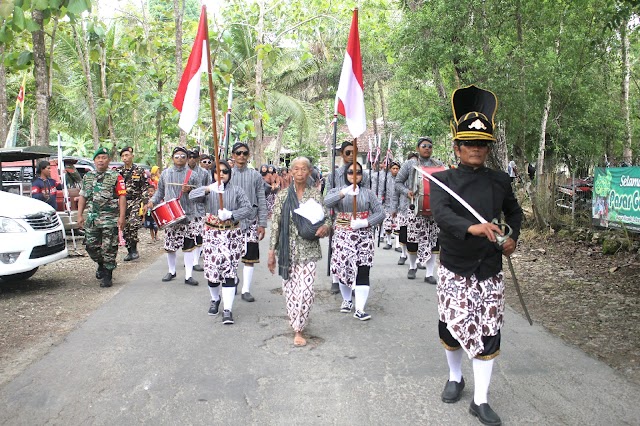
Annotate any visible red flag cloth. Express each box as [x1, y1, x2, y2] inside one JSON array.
[[173, 6, 209, 133], [335, 9, 366, 138]]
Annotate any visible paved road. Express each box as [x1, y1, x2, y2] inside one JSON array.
[[1, 229, 638, 425]]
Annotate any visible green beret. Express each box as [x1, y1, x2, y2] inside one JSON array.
[[93, 147, 109, 160]]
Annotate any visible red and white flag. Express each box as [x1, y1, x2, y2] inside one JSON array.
[[335, 9, 366, 138], [173, 6, 209, 133]]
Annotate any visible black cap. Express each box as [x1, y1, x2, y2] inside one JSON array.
[[416, 136, 432, 147], [119, 146, 133, 156], [172, 146, 188, 156], [232, 142, 249, 153], [451, 85, 497, 142], [340, 141, 353, 151]]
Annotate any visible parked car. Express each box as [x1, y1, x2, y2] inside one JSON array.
[[556, 177, 593, 210], [0, 191, 68, 281], [0, 157, 94, 231]]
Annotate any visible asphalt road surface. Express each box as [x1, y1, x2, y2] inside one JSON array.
[[1, 228, 638, 425]]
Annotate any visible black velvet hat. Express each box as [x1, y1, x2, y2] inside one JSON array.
[[450, 85, 498, 142]]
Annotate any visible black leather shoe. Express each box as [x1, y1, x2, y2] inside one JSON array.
[[123, 248, 133, 261], [383, 244, 392, 250], [130, 250, 139, 260], [469, 401, 502, 426], [192, 264, 204, 272], [424, 276, 437, 285], [330, 282, 340, 294], [394, 247, 402, 252], [241, 292, 255, 302], [407, 268, 417, 279], [96, 264, 105, 280], [441, 377, 465, 403], [184, 277, 199, 286], [162, 273, 176, 282], [397, 256, 407, 265], [100, 269, 113, 288]]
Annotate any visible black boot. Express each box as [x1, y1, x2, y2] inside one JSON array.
[[96, 263, 105, 280], [130, 242, 139, 260], [123, 246, 134, 261], [100, 269, 113, 288]]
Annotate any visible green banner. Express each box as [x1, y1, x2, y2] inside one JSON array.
[[593, 167, 640, 232]]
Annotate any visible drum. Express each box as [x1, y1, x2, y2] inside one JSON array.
[[152, 199, 186, 229], [414, 166, 445, 216]]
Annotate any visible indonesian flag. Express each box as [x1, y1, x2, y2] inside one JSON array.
[[335, 9, 366, 138], [173, 6, 209, 133]]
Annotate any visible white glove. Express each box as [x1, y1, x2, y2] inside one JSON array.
[[350, 218, 369, 230], [340, 185, 360, 196], [217, 208, 233, 221], [208, 182, 224, 193]]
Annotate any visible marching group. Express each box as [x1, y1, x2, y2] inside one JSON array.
[[76, 86, 522, 426]]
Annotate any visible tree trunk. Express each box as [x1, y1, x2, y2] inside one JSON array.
[[48, 16, 59, 97], [621, 20, 632, 164], [272, 117, 292, 165], [31, 10, 50, 146], [0, 44, 8, 145], [515, 0, 526, 160], [73, 24, 100, 149], [100, 44, 117, 146], [174, 0, 187, 145], [371, 80, 379, 144], [377, 80, 388, 142], [432, 64, 447, 103], [156, 79, 164, 169], [252, 0, 266, 166]]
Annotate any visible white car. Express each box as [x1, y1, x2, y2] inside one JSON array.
[[0, 191, 68, 281]]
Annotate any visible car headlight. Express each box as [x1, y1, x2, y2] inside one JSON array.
[[0, 217, 27, 233]]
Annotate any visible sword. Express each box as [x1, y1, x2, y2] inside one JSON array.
[[413, 166, 533, 325]]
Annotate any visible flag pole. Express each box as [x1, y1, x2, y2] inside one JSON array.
[[202, 6, 224, 209], [327, 114, 338, 276], [352, 138, 358, 219], [223, 83, 233, 159]]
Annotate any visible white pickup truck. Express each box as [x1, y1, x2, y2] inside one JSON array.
[[0, 191, 68, 281]]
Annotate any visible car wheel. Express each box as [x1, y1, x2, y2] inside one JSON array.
[[1, 267, 39, 282]]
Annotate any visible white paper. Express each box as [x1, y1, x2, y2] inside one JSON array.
[[294, 199, 325, 224]]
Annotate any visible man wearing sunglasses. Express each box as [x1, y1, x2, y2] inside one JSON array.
[[199, 154, 213, 171], [229, 142, 268, 302], [325, 140, 370, 294], [395, 136, 444, 282], [187, 148, 211, 273], [147, 146, 202, 286], [430, 85, 522, 426]]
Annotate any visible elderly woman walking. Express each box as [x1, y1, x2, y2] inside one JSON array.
[[268, 157, 331, 347]]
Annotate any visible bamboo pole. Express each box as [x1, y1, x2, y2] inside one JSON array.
[[352, 137, 358, 219]]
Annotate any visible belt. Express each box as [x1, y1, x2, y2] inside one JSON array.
[[205, 221, 239, 230]]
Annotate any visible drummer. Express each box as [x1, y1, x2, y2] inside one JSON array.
[[394, 137, 444, 283], [189, 159, 253, 325], [146, 146, 202, 286], [324, 161, 385, 320]]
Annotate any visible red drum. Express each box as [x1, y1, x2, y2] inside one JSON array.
[[415, 166, 445, 216], [152, 199, 186, 229]]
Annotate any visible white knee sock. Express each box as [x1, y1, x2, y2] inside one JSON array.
[[183, 251, 195, 279], [167, 252, 177, 274], [193, 246, 202, 266], [408, 253, 418, 270], [395, 234, 400, 248], [339, 283, 352, 301], [331, 273, 339, 285], [222, 286, 235, 311], [386, 233, 392, 245], [426, 253, 438, 277], [473, 358, 494, 404], [209, 285, 220, 301], [445, 349, 463, 382], [401, 244, 408, 257], [241, 264, 254, 294], [354, 285, 370, 312]]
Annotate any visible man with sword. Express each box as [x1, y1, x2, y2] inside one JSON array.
[[428, 85, 522, 426]]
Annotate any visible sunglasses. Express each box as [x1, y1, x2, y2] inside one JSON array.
[[346, 170, 363, 176], [234, 150, 250, 156], [173, 154, 187, 159], [343, 150, 353, 156], [460, 141, 489, 148], [419, 143, 433, 149], [216, 169, 230, 175], [201, 159, 212, 164]]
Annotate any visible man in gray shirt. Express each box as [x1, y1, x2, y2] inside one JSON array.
[[187, 148, 211, 272], [229, 142, 268, 302]]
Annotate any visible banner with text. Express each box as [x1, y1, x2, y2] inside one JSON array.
[[592, 167, 640, 233]]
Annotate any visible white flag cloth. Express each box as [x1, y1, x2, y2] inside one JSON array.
[[294, 199, 325, 225]]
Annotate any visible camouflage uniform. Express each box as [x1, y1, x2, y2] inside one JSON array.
[[80, 169, 127, 271], [116, 164, 149, 251]]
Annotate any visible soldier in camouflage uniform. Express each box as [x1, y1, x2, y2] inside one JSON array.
[[77, 147, 127, 287], [117, 146, 150, 261]]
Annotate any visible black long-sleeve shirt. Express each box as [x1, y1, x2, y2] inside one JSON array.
[[431, 164, 522, 280]]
